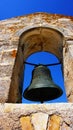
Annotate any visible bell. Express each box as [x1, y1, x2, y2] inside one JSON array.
[[23, 65, 63, 103]]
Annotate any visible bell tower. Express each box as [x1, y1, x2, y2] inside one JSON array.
[[0, 13, 73, 129]]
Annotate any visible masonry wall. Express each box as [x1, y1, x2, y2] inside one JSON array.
[[0, 103, 73, 130], [0, 13, 73, 129]]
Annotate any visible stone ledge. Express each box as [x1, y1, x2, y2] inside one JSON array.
[[0, 103, 72, 114]]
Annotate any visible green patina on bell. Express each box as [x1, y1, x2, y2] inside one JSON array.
[[23, 65, 63, 103]]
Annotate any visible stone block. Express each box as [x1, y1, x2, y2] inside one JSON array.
[[20, 116, 33, 130], [0, 77, 11, 103], [31, 112, 48, 130], [0, 103, 73, 129], [48, 115, 61, 130], [0, 64, 13, 77], [0, 49, 17, 64]]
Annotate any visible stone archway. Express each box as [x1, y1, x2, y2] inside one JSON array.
[[20, 27, 63, 62], [8, 27, 64, 103]]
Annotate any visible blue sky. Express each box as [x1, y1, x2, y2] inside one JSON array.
[[0, 0, 72, 103], [0, 0, 73, 20]]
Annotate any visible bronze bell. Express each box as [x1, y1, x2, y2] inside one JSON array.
[[23, 65, 63, 103]]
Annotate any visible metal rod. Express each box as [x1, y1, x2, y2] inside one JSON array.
[[24, 61, 61, 67], [24, 61, 38, 66]]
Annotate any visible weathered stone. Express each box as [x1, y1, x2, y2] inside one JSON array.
[[0, 64, 13, 77], [0, 116, 21, 130], [31, 112, 48, 130], [63, 43, 73, 102], [48, 115, 61, 130], [0, 103, 73, 130], [0, 12, 73, 129], [20, 116, 33, 130], [0, 77, 11, 103], [61, 122, 71, 130], [0, 13, 73, 102], [0, 49, 17, 63], [0, 52, 2, 62], [68, 95, 73, 102]]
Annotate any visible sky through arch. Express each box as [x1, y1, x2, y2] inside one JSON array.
[[22, 51, 67, 103]]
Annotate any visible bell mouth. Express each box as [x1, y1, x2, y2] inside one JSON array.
[[23, 87, 63, 103]]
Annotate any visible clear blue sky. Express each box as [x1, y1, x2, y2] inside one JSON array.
[[0, 0, 72, 103], [0, 0, 73, 20]]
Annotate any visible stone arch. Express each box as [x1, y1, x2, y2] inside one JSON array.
[[20, 27, 64, 61], [8, 26, 64, 103]]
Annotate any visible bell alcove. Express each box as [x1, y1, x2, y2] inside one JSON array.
[[22, 51, 67, 103], [8, 27, 65, 103]]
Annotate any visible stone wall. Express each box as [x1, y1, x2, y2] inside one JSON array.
[[0, 12, 73, 129], [0, 103, 73, 130], [0, 12, 73, 103]]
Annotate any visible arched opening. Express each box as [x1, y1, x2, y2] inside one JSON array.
[[8, 27, 65, 103], [20, 27, 63, 62]]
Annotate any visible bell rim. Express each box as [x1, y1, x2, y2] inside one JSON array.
[[23, 87, 63, 102]]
